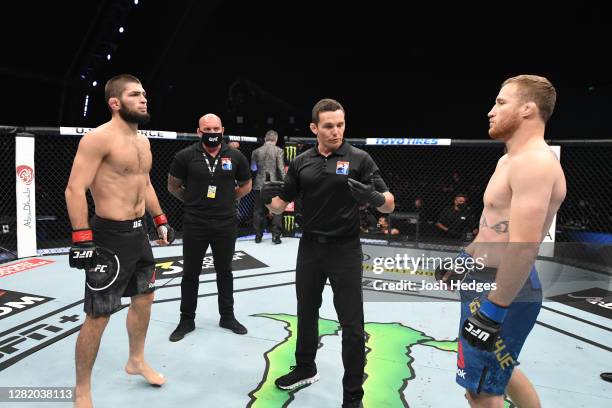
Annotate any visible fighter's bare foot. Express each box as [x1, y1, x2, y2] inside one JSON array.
[[125, 360, 166, 386], [74, 395, 93, 408]]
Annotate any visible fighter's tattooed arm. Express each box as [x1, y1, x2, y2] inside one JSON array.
[[480, 214, 509, 234]]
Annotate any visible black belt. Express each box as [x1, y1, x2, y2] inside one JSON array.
[[301, 232, 358, 244]]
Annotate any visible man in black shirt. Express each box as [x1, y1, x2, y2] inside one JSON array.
[[263, 99, 395, 407], [167, 113, 252, 341], [435, 193, 478, 243]]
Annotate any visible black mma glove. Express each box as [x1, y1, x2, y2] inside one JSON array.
[[462, 299, 508, 351], [153, 214, 175, 244], [347, 178, 386, 208], [261, 172, 284, 205], [69, 229, 97, 270]]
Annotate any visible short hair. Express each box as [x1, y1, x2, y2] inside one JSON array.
[[502, 75, 556, 122], [311, 98, 345, 123], [264, 129, 278, 142], [104, 74, 142, 103]]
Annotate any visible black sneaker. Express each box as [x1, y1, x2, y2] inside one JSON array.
[[169, 319, 195, 342], [272, 235, 282, 244], [255, 234, 262, 243], [275, 366, 319, 390], [219, 317, 248, 335], [342, 401, 363, 408], [602, 372, 612, 383]]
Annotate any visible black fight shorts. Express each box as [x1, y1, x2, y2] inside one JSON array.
[[83, 216, 156, 316]]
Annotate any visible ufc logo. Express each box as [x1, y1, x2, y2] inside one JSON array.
[[93, 265, 107, 273], [72, 250, 93, 259], [133, 220, 142, 228], [464, 322, 490, 341]]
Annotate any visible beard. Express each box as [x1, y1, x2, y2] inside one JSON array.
[[488, 112, 520, 140], [118, 105, 151, 125]]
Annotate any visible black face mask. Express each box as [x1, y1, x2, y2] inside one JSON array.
[[457, 203, 466, 210], [202, 132, 222, 147]]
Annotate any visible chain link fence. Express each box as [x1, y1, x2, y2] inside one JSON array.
[[1, 127, 611, 273], [0, 132, 17, 262], [1, 127, 261, 258]]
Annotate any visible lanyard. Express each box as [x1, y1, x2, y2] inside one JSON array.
[[203, 155, 219, 180]]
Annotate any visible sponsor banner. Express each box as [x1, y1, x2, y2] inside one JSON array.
[[548, 287, 612, 319], [284, 144, 298, 162], [0, 302, 82, 371], [283, 215, 296, 233], [15, 136, 37, 258], [227, 135, 258, 143], [0, 290, 53, 320], [365, 138, 451, 146], [59, 127, 177, 140], [155, 250, 268, 279], [0, 258, 54, 278]]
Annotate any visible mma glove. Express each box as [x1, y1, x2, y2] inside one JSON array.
[[347, 178, 386, 208], [462, 299, 508, 351], [153, 214, 175, 244], [69, 229, 97, 270]]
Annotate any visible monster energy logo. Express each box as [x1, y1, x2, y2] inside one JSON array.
[[285, 144, 297, 162], [247, 314, 516, 407], [283, 215, 295, 232]]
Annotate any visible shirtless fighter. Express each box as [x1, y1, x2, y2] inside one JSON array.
[[65, 74, 175, 408], [437, 75, 566, 407]]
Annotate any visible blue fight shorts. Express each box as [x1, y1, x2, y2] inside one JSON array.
[[455, 253, 543, 395]]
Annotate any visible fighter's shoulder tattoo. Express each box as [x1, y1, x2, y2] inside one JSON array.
[[480, 214, 509, 234]]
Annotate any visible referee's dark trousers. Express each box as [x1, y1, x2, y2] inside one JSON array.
[[295, 234, 365, 401], [180, 217, 237, 320]]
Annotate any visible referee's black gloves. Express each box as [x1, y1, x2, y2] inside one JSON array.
[[347, 178, 386, 208]]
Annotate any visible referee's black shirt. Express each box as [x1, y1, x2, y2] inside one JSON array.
[[279, 142, 389, 237], [170, 142, 250, 219]]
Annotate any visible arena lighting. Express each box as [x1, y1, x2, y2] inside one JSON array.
[[119, 27, 125, 33], [106, 54, 111, 61], [92, 81, 98, 87], [82, 94, 90, 117]]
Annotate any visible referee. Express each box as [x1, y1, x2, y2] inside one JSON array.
[[263, 99, 395, 408], [167, 113, 252, 341]]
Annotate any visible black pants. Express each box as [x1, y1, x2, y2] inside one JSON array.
[[253, 190, 282, 236], [295, 235, 365, 402], [180, 217, 237, 320]]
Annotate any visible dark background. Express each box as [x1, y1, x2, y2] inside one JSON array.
[[1, 2, 609, 139]]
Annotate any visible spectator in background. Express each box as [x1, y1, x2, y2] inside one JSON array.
[[377, 215, 400, 235], [414, 197, 423, 211], [251, 130, 285, 244], [435, 193, 478, 242]]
